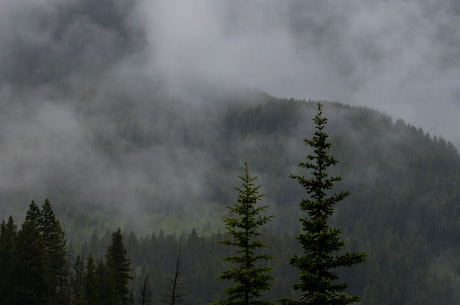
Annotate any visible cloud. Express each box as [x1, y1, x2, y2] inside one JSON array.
[[134, 0, 460, 143], [0, 0, 459, 226]]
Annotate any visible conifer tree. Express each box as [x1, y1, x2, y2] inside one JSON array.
[[0, 216, 17, 304], [283, 102, 366, 305], [25, 200, 42, 228], [40, 199, 68, 305], [214, 162, 274, 305], [106, 228, 132, 305], [12, 215, 47, 305]]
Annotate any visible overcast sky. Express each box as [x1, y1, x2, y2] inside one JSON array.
[[0, 0, 458, 141], [136, 0, 460, 143], [0, 0, 459, 225]]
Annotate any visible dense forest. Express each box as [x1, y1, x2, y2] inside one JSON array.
[[2, 99, 460, 305], [1, 1, 460, 304]]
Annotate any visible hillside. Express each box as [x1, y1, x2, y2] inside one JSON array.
[[3, 97, 460, 304], [1, 1, 460, 303]]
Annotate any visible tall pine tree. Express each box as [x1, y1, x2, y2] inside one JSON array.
[[40, 199, 68, 305], [214, 162, 274, 305], [283, 102, 366, 305], [0, 216, 17, 305], [12, 213, 47, 305], [106, 228, 132, 305]]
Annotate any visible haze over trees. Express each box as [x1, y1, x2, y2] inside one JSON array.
[[0, 2, 460, 305], [2, 99, 460, 305]]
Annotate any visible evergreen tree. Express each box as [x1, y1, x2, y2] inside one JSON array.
[[0, 216, 17, 305], [97, 258, 123, 305], [12, 216, 47, 305], [40, 199, 68, 305], [70, 255, 86, 305], [70, 255, 84, 304], [106, 228, 132, 305], [25, 200, 42, 228], [283, 102, 366, 305], [83, 254, 99, 305], [214, 162, 274, 305]]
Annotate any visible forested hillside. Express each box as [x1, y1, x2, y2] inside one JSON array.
[[1, 1, 460, 304], [2, 99, 460, 304]]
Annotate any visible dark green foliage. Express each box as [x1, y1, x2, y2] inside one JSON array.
[[3, 99, 460, 305], [214, 162, 274, 305], [106, 228, 133, 305], [0, 216, 17, 305], [40, 199, 69, 305], [70, 255, 86, 305], [12, 215, 47, 305], [284, 103, 366, 305]]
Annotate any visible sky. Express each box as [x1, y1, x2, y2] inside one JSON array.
[[0, 0, 459, 225], [1, 0, 459, 140], [137, 0, 460, 143]]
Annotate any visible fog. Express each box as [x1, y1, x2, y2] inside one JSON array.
[[0, 0, 459, 227], [139, 0, 460, 142]]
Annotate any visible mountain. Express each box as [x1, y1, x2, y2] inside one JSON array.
[[1, 1, 460, 303]]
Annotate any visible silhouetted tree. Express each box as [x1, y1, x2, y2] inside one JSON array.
[[164, 251, 187, 305], [11, 214, 47, 305], [106, 228, 132, 305], [136, 275, 152, 305], [40, 199, 68, 305], [0, 216, 17, 304]]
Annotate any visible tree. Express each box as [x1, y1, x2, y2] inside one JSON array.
[[163, 251, 187, 305], [136, 275, 152, 305], [214, 162, 274, 305], [40, 199, 68, 305], [106, 228, 132, 305], [11, 215, 47, 305], [25, 200, 42, 228], [0, 216, 17, 304], [283, 102, 366, 305]]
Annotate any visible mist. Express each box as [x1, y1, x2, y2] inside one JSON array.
[[138, 0, 460, 142], [0, 0, 459, 228]]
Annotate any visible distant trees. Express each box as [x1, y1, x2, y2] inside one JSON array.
[[0, 200, 134, 305], [5, 200, 67, 305], [214, 162, 274, 305], [0, 216, 17, 304], [41, 199, 68, 305], [282, 103, 366, 305], [106, 228, 133, 305], [164, 251, 187, 305], [136, 275, 152, 305]]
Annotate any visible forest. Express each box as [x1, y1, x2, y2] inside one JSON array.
[[2, 100, 460, 305], [1, 1, 460, 304]]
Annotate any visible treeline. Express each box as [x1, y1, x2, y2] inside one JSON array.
[[1, 201, 458, 305], [0, 200, 131, 305]]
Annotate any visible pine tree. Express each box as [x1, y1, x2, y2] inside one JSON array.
[[283, 102, 366, 305], [12, 216, 47, 305], [25, 200, 42, 228], [97, 258, 123, 305], [214, 162, 274, 305], [106, 228, 132, 305], [0, 216, 17, 305], [40, 199, 68, 305]]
